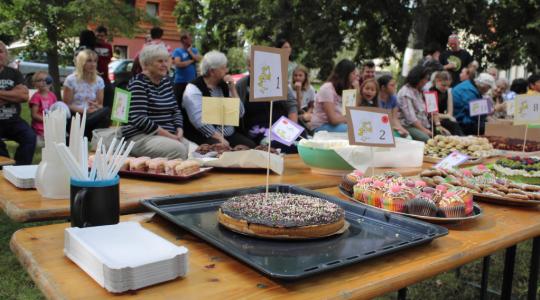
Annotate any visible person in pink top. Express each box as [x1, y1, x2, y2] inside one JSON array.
[[29, 71, 57, 145], [311, 59, 360, 132]]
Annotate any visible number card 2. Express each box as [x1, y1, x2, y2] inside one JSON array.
[[111, 88, 131, 123], [514, 95, 540, 125], [423, 91, 439, 113], [346, 107, 395, 147], [341, 89, 357, 115], [469, 99, 489, 117], [249, 45, 288, 102]]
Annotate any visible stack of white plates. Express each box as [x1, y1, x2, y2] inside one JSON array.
[[64, 222, 188, 293], [3, 165, 38, 189]]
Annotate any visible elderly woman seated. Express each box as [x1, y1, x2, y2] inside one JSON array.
[[182, 50, 255, 147], [122, 44, 190, 159]]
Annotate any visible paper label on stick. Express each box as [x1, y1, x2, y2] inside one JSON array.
[[469, 99, 489, 117], [270, 116, 304, 146], [111, 88, 131, 123], [423, 91, 439, 113], [201, 97, 240, 126], [249, 46, 288, 102], [341, 89, 357, 115], [513, 95, 540, 125], [346, 107, 395, 147], [506, 100, 515, 116], [435, 151, 469, 169]]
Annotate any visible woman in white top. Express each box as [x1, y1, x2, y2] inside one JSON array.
[[63, 49, 110, 137]]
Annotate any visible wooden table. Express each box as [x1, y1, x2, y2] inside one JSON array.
[[0, 156, 15, 168], [0, 155, 426, 222], [10, 186, 540, 300]]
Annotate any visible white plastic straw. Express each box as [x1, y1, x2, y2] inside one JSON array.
[[55, 132, 134, 182], [109, 141, 135, 178]]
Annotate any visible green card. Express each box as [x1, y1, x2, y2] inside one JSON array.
[[111, 88, 131, 123]]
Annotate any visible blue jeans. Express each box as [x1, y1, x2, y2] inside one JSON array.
[[0, 117, 36, 165], [313, 123, 348, 133]]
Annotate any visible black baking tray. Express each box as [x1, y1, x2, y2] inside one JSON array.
[[141, 185, 448, 280]]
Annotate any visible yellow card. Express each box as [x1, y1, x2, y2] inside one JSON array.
[[202, 97, 240, 126], [513, 95, 540, 125], [341, 89, 357, 115]]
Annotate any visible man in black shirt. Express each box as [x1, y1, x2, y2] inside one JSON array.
[[0, 41, 35, 165], [440, 34, 473, 87]]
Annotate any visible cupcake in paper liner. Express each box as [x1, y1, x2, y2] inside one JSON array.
[[449, 188, 473, 215], [353, 179, 384, 208], [405, 196, 438, 217], [368, 180, 386, 208], [353, 177, 374, 202], [341, 170, 364, 194], [438, 193, 467, 218], [382, 185, 412, 212]]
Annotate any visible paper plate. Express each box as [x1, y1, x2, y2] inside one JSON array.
[[338, 186, 482, 224]]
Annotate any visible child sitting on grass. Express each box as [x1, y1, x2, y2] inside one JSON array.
[[29, 71, 57, 146]]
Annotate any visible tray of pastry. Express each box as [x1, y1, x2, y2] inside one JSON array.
[[419, 166, 540, 206], [141, 185, 448, 281], [424, 135, 499, 162], [115, 157, 212, 181], [338, 185, 482, 224]]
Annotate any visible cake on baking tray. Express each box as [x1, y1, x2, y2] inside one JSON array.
[[217, 192, 345, 239]]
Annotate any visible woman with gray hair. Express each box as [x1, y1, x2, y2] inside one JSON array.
[[122, 44, 190, 159], [491, 78, 510, 119], [452, 72, 495, 135], [182, 50, 255, 147]]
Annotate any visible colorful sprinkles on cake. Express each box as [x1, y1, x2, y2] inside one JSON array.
[[220, 193, 344, 228]]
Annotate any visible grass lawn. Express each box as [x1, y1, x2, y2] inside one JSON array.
[[1, 103, 539, 299]]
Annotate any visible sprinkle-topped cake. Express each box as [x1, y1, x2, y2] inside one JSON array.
[[217, 193, 345, 239]]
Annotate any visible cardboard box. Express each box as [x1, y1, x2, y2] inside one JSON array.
[[485, 122, 540, 142]]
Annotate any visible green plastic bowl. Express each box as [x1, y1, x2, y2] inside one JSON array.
[[297, 144, 353, 171]]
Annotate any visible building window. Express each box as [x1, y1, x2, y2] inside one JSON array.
[[146, 2, 159, 16]]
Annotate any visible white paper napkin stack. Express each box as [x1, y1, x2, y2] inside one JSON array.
[[3, 165, 38, 189], [64, 222, 188, 293]]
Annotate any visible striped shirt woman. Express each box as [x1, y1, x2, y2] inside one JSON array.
[[123, 73, 182, 139], [122, 44, 190, 159]]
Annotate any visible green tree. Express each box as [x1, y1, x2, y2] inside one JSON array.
[[0, 0, 156, 98], [175, 0, 539, 80]]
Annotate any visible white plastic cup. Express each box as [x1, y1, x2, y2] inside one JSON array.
[[35, 147, 71, 199]]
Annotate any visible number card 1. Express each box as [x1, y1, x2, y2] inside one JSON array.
[[423, 91, 439, 113], [111, 88, 131, 123], [469, 99, 490, 117], [341, 89, 357, 115], [249, 45, 288, 102], [346, 107, 395, 147], [514, 95, 540, 125]]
